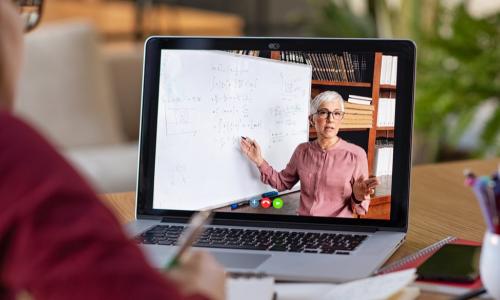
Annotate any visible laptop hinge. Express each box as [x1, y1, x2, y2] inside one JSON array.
[[161, 217, 378, 233], [161, 216, 191, 224]]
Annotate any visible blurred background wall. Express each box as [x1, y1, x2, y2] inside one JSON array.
[[19, 0, 499, 192], [174, 0, 499, 163]]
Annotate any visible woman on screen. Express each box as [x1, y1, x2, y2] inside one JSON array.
[[240, 91, 379, 217]]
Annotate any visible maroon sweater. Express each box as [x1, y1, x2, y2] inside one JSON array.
[[0, 112, 206, 300]]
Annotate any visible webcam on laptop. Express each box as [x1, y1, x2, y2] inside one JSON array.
[[268, 43, 280, 50]]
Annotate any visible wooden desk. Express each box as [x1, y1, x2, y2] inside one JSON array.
[[101, 158, 500, 299]]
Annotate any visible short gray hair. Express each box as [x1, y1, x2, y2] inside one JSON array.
[[310, 91, 345, 115]]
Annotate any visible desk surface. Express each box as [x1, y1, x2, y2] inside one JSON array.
[[101, 158, 500, 299]]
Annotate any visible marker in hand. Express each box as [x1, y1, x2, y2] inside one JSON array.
[[240, 136, 263, 167], [241, 136, 254, 146]]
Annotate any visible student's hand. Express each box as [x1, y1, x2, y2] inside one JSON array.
[[353, 176, 380, 201], [167, 251, 226, 300], [240, 137, 264, 167]]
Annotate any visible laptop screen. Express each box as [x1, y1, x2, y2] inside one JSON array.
[[149, 47, 408, 221]]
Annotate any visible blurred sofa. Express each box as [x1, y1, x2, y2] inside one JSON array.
[[15, 21, 143, 193]]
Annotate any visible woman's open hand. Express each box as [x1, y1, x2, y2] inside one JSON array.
[[353, 176, 380, 201], [240, 137, 264, 167]]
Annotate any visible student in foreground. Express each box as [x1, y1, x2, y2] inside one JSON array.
[[241, 91, 380, 218], [0, 1, 225, 299]]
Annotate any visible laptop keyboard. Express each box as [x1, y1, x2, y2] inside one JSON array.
[[136, 225, 367, 254]]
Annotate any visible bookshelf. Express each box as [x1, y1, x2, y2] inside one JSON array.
[[271, 50, 394, 220], [305, 53, 393, 170], [364, 52, 394, 220]]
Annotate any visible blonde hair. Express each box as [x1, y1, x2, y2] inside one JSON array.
[[310, 91, 345, 115]]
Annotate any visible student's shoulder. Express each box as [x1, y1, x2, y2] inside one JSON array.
[[0, 111, 72, 168], [0, 111, 37, 139]]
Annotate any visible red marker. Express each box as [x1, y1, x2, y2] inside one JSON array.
[[261, 197, 271, 208], [463, 169, 476, 187]]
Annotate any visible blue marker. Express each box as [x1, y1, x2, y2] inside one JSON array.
[[262, 191, 279, 198], [230, 201, 250, 210]]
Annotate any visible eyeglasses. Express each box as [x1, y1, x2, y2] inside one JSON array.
[[315, 109, 345, 120], [12, 0, 44, 32]]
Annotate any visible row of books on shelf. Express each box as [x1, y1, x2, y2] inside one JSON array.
[[226, 50, 261, 57], [376, 98, 395, 127], [373, 139, 393, 177], [341, 101, 374, 129], [279, 51, 368, 83], [380, 55, 398, 86], [229, 51, 397, 87]]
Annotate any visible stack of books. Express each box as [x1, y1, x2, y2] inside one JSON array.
[[279, 51, 368, 82], [380, 55, 398, 85], [341, 100, 374, 129], [376, 98, 396, 127]]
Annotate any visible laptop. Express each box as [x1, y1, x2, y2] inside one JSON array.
[[127, 37, 416, 282]]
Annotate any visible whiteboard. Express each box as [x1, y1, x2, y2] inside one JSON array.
[[153, 50, 311, 210]]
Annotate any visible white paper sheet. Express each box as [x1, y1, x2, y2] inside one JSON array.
[[320, 269, 417, 300], [227, 276, 275, 300], [275, 269, 417, 300]]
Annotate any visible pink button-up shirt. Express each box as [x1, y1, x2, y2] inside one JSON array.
[[258, 139, 370, 218]]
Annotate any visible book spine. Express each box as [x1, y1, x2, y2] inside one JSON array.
[[341, 54, 349, 82], [347, 52, 356, 82], [391, 56, 398, 86], [321, 53, 333, 81], [318, 53, 329, 81], [342, 52, 353, 82], [330, 53, 340, 81], [311, 53, 321, 80], [361, 55, 367, 82], [309, 53, 317, 80], [303, 53, 315, 79], [353, 54, 361, 82]]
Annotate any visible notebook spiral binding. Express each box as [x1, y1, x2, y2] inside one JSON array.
[[375, 236, 457, 275]]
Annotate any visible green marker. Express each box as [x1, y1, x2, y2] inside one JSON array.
[[273, 197, 284, 209]]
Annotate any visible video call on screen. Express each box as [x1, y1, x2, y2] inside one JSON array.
[[153, 49, 398, 221]]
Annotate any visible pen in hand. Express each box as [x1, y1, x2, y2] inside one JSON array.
[[165, 210, 213, 270], [241, 136, 264, 167], [241, 136, 255, 146]]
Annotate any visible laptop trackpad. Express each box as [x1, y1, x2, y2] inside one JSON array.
[[211, 252, 271, 269]]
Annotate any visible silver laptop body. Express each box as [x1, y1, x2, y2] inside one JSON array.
[[127, 37, 415, 283]]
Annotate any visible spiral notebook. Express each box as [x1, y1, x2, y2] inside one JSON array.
[[375, 236, 483, 295]]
